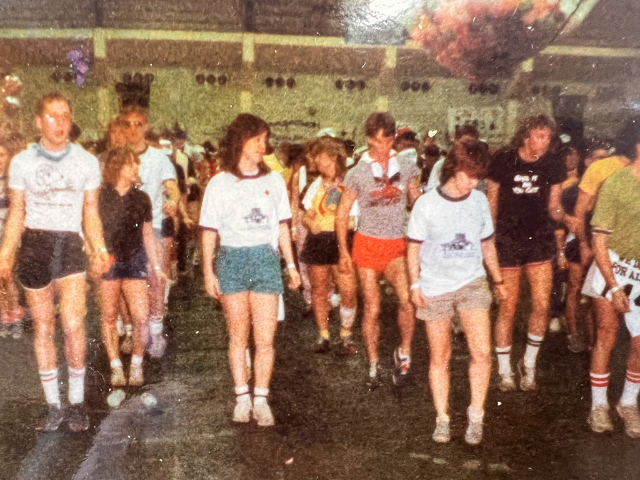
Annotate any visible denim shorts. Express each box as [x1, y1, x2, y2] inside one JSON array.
[[216, 244, 283, 295]]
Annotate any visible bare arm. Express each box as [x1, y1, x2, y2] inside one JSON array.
[[201, 228, 220, 299], [336, 187, 357, 274], [162, 179, 182, 218], [574, 189, 595, 267], [290, 171, 300, 242], [548, 183, 565, 224], [485, 179, 500, 225], [407, 176, 422, 206], [279, 222, 301, 290], [407, 241, 426, 308], [142, 221, 163, 276], [481, 237, 507, 300], [592, 232, 629, 313], [83, 189, 111, 276], [0, 189, 25, 277]]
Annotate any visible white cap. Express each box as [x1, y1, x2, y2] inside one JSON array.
[[317, 128, 336, 138]]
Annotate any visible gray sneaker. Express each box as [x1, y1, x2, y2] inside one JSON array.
[[465, 410, 484, 445], [432, 418, 451, 443], [498, 372, 517, 392], [616, 403, 640, 438], [587, 404, 614, 433], [40, 404, 64, 432], [11, 320, 23, 339], [0, 322, 11, 338], [147, 334, 167, 359], [67, 403, 90, 432]]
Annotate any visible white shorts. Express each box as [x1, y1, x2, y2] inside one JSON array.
[[585, 250, 640, 337]]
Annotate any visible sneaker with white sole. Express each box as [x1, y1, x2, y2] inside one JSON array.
[[465, 409, 484, 445], [517, 359, 537, 391], [432, 418, 451, 443], [148, 334, 167, 359], [120, 335, 133, 355], [498, 373, 517, 392], [587, 404, 614, 433], [0, 322, 11, 338], [110, 367, 127, 387], [548, 317, 562, 333], [392, 347, 411, 387], [616, 403, 640, 438], [253, 400, 275, 426], [11, 320, 23, 340], [128, 364, 144, 386], [233, 400, 252, 423]]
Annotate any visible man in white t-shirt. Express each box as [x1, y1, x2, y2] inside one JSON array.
[[0, 93, 110, 432], [121, 106, 180, 358]]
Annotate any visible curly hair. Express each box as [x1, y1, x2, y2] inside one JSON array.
[[102, 147, 140, 186], [304, 136, 348, 178], [510, 115, 556, 149], [219, 114, 271, 177], [440, 139, 490, 185]]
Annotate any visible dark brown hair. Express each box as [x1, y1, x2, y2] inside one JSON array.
[[35, 92, 73, 117], [454, 124, 480, 140], [120, 104, 149, 121], [364, 112, 396, 138], [102, 147, 140, 186], [440, 139, 490, 184], [219, 114, 271, 177], [304, 136, 348, 179], [511, 115, 556, 149]]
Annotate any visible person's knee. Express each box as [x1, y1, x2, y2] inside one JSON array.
[[471, 345, 492, 366], [430, 351, 451, 369]]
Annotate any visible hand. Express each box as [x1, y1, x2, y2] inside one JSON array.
[[291, 228, 298, 243], [612, 289, 630, 313], [0, 254, 13, 280], [580, 241, 593, 268], [557, 252, 569, 271], [338, 252, 353, 275], [204, 271, 220, 300], [287, 268, 301, 290], [152, 267, 167, 282], [162, 200, 178, 217], [89, 251, 112, 279], [494, 283, 508, 301], [410, 288, 426, 309]]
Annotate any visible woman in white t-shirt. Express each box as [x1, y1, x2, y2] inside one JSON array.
[[407, 139, 507, 445], [200, 114, 301, 427]]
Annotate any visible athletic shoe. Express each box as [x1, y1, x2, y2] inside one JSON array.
[[41, 404, 64, 432], [548, 317, 562, 333], [329, 293, 341, 308], [365, 371, 382, 391], [314, 338, 331, 354], [392, 347, 411, 387], [0, 322, 11, 338], [110, 367, 127, 387], [120, 335, 133, 355], [465, 410, 484, 445], [129, 364, 144, 386], [335, 341, 357, 357], [148, 334, 168, 359], [432, 418, 451, 443], [11, 320, 23, 340], [567, 334, 588, 353], [233, 400, 252, 423], [498, 373, 517, 392], [67, 403, 90, 432], [517, 359, 537, 391], [587, 404, 614, 433], [616, 404, 640, 438], [253, 401, 275, 427]]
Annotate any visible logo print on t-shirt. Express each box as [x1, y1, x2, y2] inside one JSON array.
[[319, 187, 342, 215], [33, 163, 75, 199], [244, 207, 269, 226], [370, 173, 402, 206], [512, 174, 539, 195], [441, 233, 475, 258]]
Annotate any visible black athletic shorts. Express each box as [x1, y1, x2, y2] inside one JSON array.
[[565, 237, 581, 264], [17, 229, 86, 290], [300, 230, 354, 266], [161, 217, 175, 238], [102, 247, 148, 281], [496, 229, 556, 268]]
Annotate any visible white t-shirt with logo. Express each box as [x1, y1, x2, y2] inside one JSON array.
[[407, 187, 494, 297], [138, 146, 177, 230], [9, 143, 101, 233], [200, 171, 291, 249]]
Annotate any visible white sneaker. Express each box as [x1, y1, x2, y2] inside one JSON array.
[[617, 403, 640, 438], [111, 367, 127, 387], [588, 404, 613, 433], [465, 412, 484, 446], [233, 400, 252, 423], [253, 401, 275, 427], [129, 364, 144, 386], [148, 334, 167, 359], [432, 418, 451, 443], [548, 317, 562, 333], [517, 359, 537, 391], [498, 373, 517, 392]]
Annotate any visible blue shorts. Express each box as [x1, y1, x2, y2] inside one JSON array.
[[102, 248, 148, 281], [216, 244, 283, 295]]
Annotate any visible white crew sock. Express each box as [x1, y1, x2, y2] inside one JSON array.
[[620, 371, 640, 407], [495, 346, 512, 375], [277, 294, 285, 322], [339, 306, 356, 330], [116, 317, 125, 336], [149, 316, 163, 336], [131, 355, 144, 366], [254, 387, 269, 405], [235, 384, 251, 404], [124, 323, 133, 337], [468, 406, 484, 423], [110, 358, 123, 369], [68, 367, 86, 405], [523, 333, 544, 369], [590, 372, 610, 409], [39, 369, 61, 408]]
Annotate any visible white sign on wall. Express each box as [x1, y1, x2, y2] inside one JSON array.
[[448, 106, 505, 145]]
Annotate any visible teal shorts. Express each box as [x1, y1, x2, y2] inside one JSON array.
[[216, 244, 284, 295]]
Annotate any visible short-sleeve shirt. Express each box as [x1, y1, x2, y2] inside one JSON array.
[[591, 167, 640, 260], [138, 146, 177, 230], [302, 177, 357, 232], [407, 187, 494, 297], [9, 142, 101, 233], [99, 185, 153, 262], [579, 155, 629, 197], [200, 171, 291, 249], [343, 151, 420, 239], [488, 147, 566, 237]]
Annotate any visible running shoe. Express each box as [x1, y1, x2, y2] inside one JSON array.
[[233, 400, 252, 423], [148, 334, 168, 359], [517, 359, 537, 391], [392, 347, 411, 387], [110, 367, 127, 387], [335, 341, 357, 357], [587, 404, 614, 433], [567, 334, 588, 354], [498, 372, 517, 392], [314, 338, 331, 354], [432, 418, 451, 443], [129, 364, 144, 387], [0, 322, 11, 338], [40, 404, 64, 432], [253, 401, 275, 427], [464, 409, 484, 445], [548, 317, 562, 333], [66, 403, 90, 432], [616, 403, 640, 438], [365, 371, 382, 391], [120, 335, 133, 355], [11, 320, 23, 340]]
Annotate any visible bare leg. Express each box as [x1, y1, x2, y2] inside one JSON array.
[[249, 293, 279, 390], [357, 267, 381, 365], [309, 265, 332, 335], [494, 267, 522, 348], [384, 257, 415, 356], [525, 261, 554, 337], [425, 318, 453, 418], [460, 309, 492, 413], [220, 292, 251, 388], [121, 279, 150, 358], [26, 286, 57, 370], [99, 279, 122, 362]]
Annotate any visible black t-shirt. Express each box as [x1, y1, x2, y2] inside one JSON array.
[[99, 185, 153, 262], [488, 148, 566, 237]]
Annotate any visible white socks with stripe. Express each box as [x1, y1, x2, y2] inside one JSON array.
[[254, 387, 269, 406], [495, 346, 512, 375], [149, 315, 163, 336], [590, 372, 610, 409], [39, 369, 61, 408], [68, 367, 86, 405], [524, 334, 544, 369], [235, 385, 251, 405], [620, 371, 640, 407]]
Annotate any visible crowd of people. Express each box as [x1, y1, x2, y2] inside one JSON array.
[[1, 90, 640, 446]]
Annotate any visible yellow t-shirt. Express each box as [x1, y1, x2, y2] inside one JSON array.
[[579, 156, 630, 196], [561, 170, 579, 191], [309, 182, 355, 232], [263, 153, 292, 185]]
